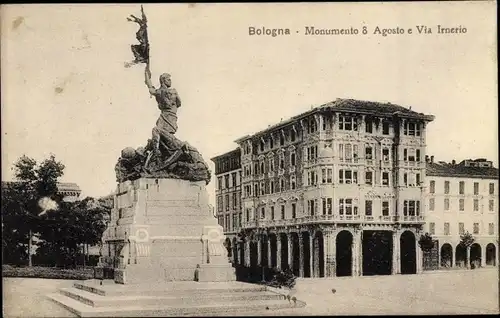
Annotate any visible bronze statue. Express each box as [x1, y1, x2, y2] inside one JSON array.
[[115, 6, 211, 184]]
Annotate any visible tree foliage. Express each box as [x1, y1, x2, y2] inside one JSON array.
[[459, 231, 475, 248], [418, 232, 435, 251], [2, 154, 111, 267]]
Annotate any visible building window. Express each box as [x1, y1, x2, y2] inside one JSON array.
[[382, 201, 389, 216], [308, 117, 317, 134], [430, 180, 435, 194], [489, 223, 494, 235], [307, 170, 318, 186], [382, 148, 390, 161], [365, 117, 373, 133], [444, 223, 450, 235], [307, 146, 318, 161], [365, 171, 373, 185], [290, 152, 296, 166], [473, 223, 479, 235], [290, 129, 296, 142], [429, 198, 435, 211], [225, 194, 229, 211], [327, 198, 332, 215], [280, 134, 285, 146], [260, 162, 265, 175], [429, 222, 435, 235], [322, 168, 333, 183], [238, 212, 242, 227], [280, 205, 285, 219], [261, 207, 265, 219], [444, 198, 450, 211], [382, 172, 389, 186], [403, 200, 420, 216], [217, 196, 222, 212], [339, 198, 356, 215], [280, 178, 285, 192], [339, 169, 358, 184], [473, 199, 479, 211], [365, 200, 372, 216], [271, 206, 275, 220], [290, 175, 296, 190], [365, 146, 373, 160], [225, 215, 230, 231], [459, 222, 465, 235], [269, 137, 274, 149], [292, 203, 296, 218], [444, 181, 450, 194], [489, 199, 494, 211], [232, 214, 237, 231], [474, 182, 479, 195], [339, 114, 357, 131], [382, 121, 390, 135], [459, 181, 465, 195], [232, 193, 237, 209], [270, 181, 275, 194], [308, 199, 317, 216], [489, 183, 495, 195], [246, 209, 250, 222], [260, 182, 265, 195], [416, 149, 421, 162], [322, 198, 327, 215], [459, 199, 465, 211], [260, 140, 265, 152]]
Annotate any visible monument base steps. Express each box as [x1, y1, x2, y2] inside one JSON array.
[[47, 280, 306, 317]]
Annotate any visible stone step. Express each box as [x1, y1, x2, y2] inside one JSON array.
[[60, 287, 284, 307], [47, 292, 305, 317], [73, 280, 267, 297]]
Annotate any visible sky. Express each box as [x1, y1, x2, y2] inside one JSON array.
[[1, 2, 497, 205]]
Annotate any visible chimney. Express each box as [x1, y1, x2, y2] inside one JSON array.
[[452, 160, 456, 165], [425, 155, 429, 163], [430, 155, 434, 163]]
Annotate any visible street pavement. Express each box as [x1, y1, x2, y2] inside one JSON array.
[[3, 268, 498, 317]]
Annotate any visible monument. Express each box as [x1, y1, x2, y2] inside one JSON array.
[[47, 7, 305, 316], [98, 6, 234, 284]]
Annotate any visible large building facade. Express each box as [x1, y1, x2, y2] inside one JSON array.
[[211, 148, 243, 256], [214, 99, 433, 277], [425, 158, 498, 268], [212, 99, 498, 277]]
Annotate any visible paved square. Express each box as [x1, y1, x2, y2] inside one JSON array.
[[2, 268, 499, 317]]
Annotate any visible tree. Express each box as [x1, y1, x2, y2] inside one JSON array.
[[35, 197, 111, 268], [418, 232, 437, 270], [459, 231, 475, 269], [2, 154, 65, 266]]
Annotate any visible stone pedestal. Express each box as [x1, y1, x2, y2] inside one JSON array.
[[99, 178, 235, 284]]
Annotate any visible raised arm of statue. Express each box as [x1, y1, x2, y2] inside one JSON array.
[[144, 65, 157, 96]]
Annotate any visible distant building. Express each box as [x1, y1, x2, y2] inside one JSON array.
[[425, 156, 498, 268], [1, 181, 82, 202], [210, 148, 242, 259]]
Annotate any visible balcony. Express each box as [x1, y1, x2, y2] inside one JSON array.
[[240, 214, 403, 229], [397, 215, 425, 223]]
